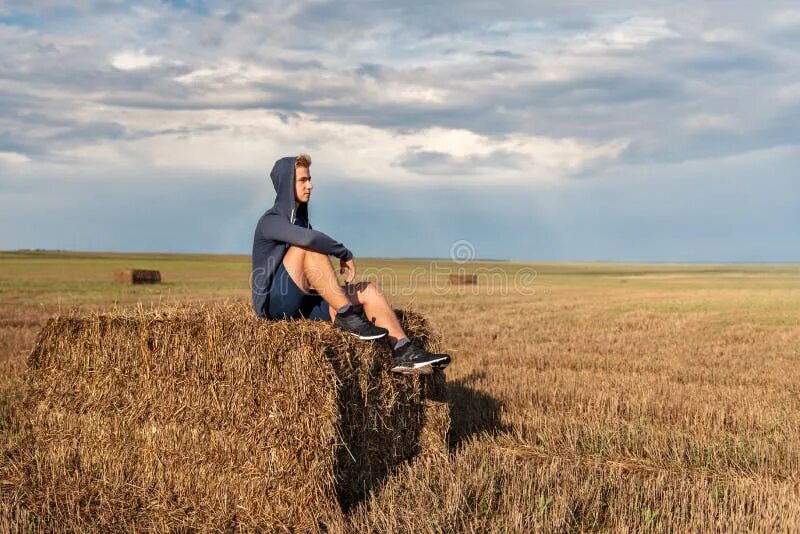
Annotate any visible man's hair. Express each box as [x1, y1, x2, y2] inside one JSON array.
[[295, 153, 312, 169]]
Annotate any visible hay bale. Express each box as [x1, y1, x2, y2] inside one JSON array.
[[449, 273, 478, 285], [2, 302, 449, 531], [114, 268, 161, 284]]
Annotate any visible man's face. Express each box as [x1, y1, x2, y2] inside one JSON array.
[[294, 166, 313, 203]]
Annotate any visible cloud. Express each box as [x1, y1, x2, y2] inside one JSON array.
[[394, 128, 628, 179], [0, 0, 798, 259], [769, 9, 800, 29], [111, 50, 163, 71], [6, 107, 622, 185], [2, 2, 795, 172], [682, 113, 739, 132], [568, 16, 678, 52], [0, 151, 29, 164]]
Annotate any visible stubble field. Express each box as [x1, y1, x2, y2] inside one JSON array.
[[1, 251, 799, 531]]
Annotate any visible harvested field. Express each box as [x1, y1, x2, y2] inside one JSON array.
[[2, 303, 447, 531], [1, 252, 800, 531]]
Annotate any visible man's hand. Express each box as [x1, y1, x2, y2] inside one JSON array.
[[340, 258, 356, 284]]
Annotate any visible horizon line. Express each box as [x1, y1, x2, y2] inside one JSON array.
[[3, 249, 800, 266]]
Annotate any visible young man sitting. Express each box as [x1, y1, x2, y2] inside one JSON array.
[[251, 154, 451, 374]]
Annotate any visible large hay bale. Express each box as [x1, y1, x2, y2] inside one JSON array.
[[2, 302, 449, 531], [449, 273, 478, 285], [114, 268, 161, 284]]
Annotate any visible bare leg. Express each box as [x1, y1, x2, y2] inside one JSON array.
[[282, 246, 350, 309], [330, 281, 407, 345], [283, 246, 407, 343]]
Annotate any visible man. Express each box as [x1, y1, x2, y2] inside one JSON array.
[[251, 154, 451, 374]]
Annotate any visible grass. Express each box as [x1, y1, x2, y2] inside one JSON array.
[[1, 250, 800, 531]]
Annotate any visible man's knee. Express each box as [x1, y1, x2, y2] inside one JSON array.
[[280, 247, 309, 290], [283, 245, 306, 263], [285, 246, 326, 268], [297, 247, 328, 263], [358, 281, 382, 300]]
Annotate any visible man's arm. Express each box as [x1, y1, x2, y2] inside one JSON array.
[[259, 214, 353, 260]]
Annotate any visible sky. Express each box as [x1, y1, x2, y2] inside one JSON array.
[[0, 0, 798, 262]]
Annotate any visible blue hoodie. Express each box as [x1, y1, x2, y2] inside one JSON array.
[[251, 156, 353, 318]]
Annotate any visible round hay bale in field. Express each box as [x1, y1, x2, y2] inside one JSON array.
[[1, 302, 449, 531]]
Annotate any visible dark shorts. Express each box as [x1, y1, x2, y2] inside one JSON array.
[[267, 261, 332, 321]]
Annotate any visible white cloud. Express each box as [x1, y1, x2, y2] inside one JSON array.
[[603, 17, 677, 46], [701, 28, 745, 43], [173, 59, 451, 106], [2, 2, 797, 185], [776, 83, 800, 102], [769, 9, 800, 29], [0, 151, 30, 164], [570, 16, 678, 53], [399, 127, 628, 173], [43, 107, 626, 185], [111, 50, 162, 71], [682, 113, 739, 132]]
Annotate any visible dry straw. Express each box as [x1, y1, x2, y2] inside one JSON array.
[[2, 302, 449, 531]]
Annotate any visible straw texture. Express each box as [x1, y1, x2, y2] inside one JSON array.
[[2, 302, 449, 531]]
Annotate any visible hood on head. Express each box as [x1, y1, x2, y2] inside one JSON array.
[[269, 155, 308, 222]]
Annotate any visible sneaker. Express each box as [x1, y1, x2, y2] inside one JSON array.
[[431, 354, 452, 370], [333, 305, 388, 340], [391, 339, 451, 375]]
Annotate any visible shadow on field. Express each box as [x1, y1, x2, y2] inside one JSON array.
[[447, 372, 506, 451]]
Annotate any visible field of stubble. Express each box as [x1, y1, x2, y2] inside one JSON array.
[[1, 251, 799, 531]]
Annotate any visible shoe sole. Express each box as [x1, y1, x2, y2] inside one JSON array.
[[391, 362, 434, 375], [426, 355, 450, 367], [348, 331, 387, 341], [391, 355, 451, 374]]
